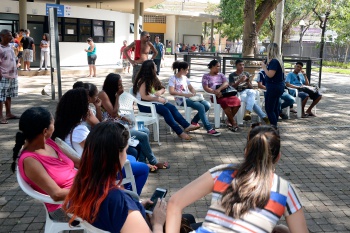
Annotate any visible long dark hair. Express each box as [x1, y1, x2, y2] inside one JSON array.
[[172, 60, 189, 73], [63, 121, 129, 224], [133, 60, 164, 95], [52, 88, 89, 140], [221, 125, 280, 218], [11, 107, 52, 172], [73, 81, 98, 99], [102, 73, 121, 106]]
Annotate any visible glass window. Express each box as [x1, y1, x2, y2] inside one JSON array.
[[80, 26, 91, 35], [93, 36, 104, 43], [93, 26, 104, 36], [105, 27, 113, 37], [80, 19, 91, 25], [65, 18, 77, 23], [65, 24, 77, 35], [93, 20, 103, 26], [105, 21, 113, 26]]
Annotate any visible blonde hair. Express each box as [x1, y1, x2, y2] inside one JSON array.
[[267, 43, 284, 73]]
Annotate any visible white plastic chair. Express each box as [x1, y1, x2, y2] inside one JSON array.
[[120, 91, 161, 145], [167, 85, 202, 122], [203, 90, 225, 128], [287, 87, 317, 118], [16, 168, 84, 233], [54, 138, 137, 194]]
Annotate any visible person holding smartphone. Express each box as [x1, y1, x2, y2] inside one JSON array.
[[64, 121, 167, 233]]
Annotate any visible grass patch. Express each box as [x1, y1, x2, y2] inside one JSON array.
[[322, 67, 350, 75]]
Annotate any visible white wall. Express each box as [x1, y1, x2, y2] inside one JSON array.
[[177, 19, 202, 44], [165, 15, 176, 52], [1, 0, 141, 66]]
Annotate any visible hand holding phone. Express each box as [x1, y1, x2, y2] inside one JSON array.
[[145, 188, 167, 214]]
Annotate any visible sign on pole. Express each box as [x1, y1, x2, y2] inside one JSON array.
[[48, 7, 62, 99]]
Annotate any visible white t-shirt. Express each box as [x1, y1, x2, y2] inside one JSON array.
[[40, 40, 50, 52], [64, 124, 90, 158], [168, 75, 191, 105]]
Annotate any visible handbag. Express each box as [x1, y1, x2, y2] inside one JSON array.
[[299, 85, 318, 95], [189, 95, 204, 102], [216, 85, 237, 97]]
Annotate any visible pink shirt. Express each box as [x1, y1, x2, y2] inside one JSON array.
[[18, 138, 77, 212], [0, 44, 17, 79]]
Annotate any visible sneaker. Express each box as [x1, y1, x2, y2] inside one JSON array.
[[279, 113, 288, 120], [243, 110, 252, 121], [38, 68, 42, 71], [191, 122, 200, 127], [207, 129, 221, 136]]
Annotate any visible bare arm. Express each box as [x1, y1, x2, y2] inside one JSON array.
[[154, 88, 165, 97], [149, 42, 158, 60], [98, 91, 120, 118], [301, 70, 310, 85], [262, 62, 276, 78], [285, 208, 309, 233], [257, 82, 266, 90], [121, 210, 153, 233], [124, 42, 135, 64], [139, 83, 166, 103], [169, 86, 193, 98], [23, 157, 69, 201], [286, 82, 301, 89], [166, 171, 214, 233]]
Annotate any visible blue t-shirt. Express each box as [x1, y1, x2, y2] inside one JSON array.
[[256, 70, 267, 86], [92, 189, 146, 233], [154, 42, 163, 59], [265, 59, 284, 84], [286, 72, 305, 87]]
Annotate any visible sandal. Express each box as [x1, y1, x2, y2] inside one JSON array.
[[226, 120, 233, 128], [301, 114, 309, 118], [179, 133, 193, 141], [6, 115, 20, 120], [0, 118, 8, 124], [184, 124, 200, 132], [148, 164, 158, 173], [154, 162, 170, 169], [306, 112, 316, 117], [228, 126, 239, 132]]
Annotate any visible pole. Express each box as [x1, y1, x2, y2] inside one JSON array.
[[274, 0, 284, 53], [318, 12, 329, 88], [299, 25, 304, 57]]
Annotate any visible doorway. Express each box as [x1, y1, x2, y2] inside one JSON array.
[[27, 23, 44, 68]]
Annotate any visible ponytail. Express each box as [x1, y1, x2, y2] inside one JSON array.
[[221, 127, 279, 218], [11, 132, 26, 172], [172, 60, 189, 73]]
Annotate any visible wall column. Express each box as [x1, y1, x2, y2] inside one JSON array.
[[210, 19, 214, 51], [19, 0, 27, 30], [134, 0, 140, 40]]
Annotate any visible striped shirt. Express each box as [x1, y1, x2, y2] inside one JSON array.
[[195, 164, 302, 233]]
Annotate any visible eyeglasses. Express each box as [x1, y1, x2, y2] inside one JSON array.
[[145, 36, 150, 38]]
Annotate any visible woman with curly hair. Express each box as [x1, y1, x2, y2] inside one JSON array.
[[52, 88, 149, 195], [64, 122, 167, 232], [133, 60, 199, 141]]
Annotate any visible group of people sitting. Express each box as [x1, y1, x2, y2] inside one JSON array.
[[11, 107, 309, 232]]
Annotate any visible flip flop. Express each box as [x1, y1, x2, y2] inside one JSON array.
[[6, 115, 20, 120], [0, 118, 8, 124], [228, 126, 239, 132], [148, 164, 158, 173], [301, 114, 309, 118], [154, 162, 170, 169], [306, 112, 316, 117]]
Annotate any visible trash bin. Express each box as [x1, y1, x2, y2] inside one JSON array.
[[211, 45, 216, 52]]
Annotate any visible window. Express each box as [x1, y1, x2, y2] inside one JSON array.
[[79, 19, 91, 42], [144, 15, 166, 24], [62, 17, 77, 42]]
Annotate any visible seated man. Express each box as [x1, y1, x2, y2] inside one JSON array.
[[229, 59, 269, 124], [286, 61, 322, 117], [256, 69, 295, 119]]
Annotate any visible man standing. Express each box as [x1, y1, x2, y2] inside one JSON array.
[[229, 59, 269, 124], [120, 40, 132, 73], [153, 35, 164, 76], [20, 29, 35, 71], [0, 29, 19, 124], [124, 31, 158, 84], [286, 61, 322, 117]]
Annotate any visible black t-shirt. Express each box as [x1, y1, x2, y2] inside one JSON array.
[[21, 36, 34, 50]]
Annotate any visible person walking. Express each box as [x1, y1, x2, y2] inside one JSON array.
[[0, 29, 19, 124], [84, 37, 96, 77], [38, 33, 49, 71], [120, 40, 132, 73]]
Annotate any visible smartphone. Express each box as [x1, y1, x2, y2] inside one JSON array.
[[145, 188, 167, 214]]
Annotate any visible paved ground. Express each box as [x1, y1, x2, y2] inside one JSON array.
[[0, 58, 350, 232]]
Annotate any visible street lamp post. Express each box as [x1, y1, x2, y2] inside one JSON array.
[[299, 20, 306, 57], [318, 12, 330, 88]]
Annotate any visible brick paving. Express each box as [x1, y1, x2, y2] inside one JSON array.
[[0, 58, 349, 232]]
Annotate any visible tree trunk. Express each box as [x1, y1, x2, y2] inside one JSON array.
[[242, 0, 256, 57], [344, 44, 349, 63]]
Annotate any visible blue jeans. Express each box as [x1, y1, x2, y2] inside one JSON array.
[[185, 99, 212, 131], [240, 89, 266, 119], [280, 92, 295, 110], [265, 82, 284, 126], [138, 102, 190, 135], [123, 155, 149, 195], [153, 59, 161, 75], [130, 128, 158, 165]]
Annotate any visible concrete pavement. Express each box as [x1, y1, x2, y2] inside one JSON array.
[[0, 58, 349, 232]]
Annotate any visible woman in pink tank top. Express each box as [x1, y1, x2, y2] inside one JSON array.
[[11, 107, 80, 221]]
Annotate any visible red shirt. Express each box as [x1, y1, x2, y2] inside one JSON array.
[[120, 45, 132, 59]]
